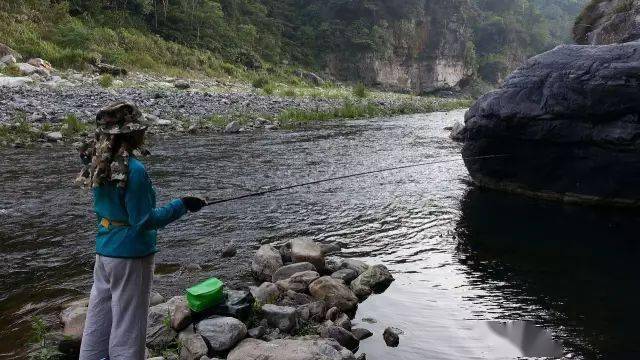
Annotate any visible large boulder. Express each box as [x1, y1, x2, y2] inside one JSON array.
[[273, 262, 317, 282], [291, 238, 324, 271], [251, 244, 283, 282], [178, 332, 208, 360], [350, 264, 394, 296], [227, 338, 355, 360], [196, 316, 247, 352], [210, 289, 254, 321], [340, 259, 369, 276], [275, 270, 320, 293], [309, 276, 358, 312], [250, 282, 281, 305], [320, 325, 359, 351], [147, 303, 178, 349], [0, 76, 33, 87], [462, 42, 640, 206], [261, 304, 298, 333]]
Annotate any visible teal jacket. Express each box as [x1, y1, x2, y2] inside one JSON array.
[[93, 157, 186, 258]]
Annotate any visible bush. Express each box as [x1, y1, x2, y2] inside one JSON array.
[[353, 83, 368, 98], [62, 114, 88, 137], [98, 74, 114, 88], [252, 76, 270, 89]]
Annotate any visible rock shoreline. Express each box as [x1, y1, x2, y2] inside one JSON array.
[[38, 238, 399, 359]]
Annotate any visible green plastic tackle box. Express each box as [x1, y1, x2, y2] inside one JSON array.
[[186, 278, 224, 312]]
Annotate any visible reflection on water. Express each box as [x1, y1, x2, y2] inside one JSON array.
[[0, 109, 637, 359]]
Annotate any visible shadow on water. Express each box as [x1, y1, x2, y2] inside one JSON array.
[[456, 188, 640, 359]]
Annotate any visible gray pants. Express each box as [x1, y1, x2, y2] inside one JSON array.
[[80, 254, 154, 360]]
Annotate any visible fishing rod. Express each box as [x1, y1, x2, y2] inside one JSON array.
[[203, 154, 508, 207]]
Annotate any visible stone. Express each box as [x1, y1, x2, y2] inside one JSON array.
[[0, 54, 16, 65], [297, 300, 326, 321], [350, 264, 394, 295], [275, 270, 320, 293], [210, 289, 254, 321], [325, 307, 341, 322], [150, 291, 165, 306], [351, 328, 373, 341], [320, 325, 359, 351], [449, 121, 466, 141], [221, 242, 237, 257], [251, 244, 283, 282], [247, 325, 266, 339], [334, 313, 351, 331], [45, 131, 63, 142], [224, 121, 241, 133], [0, 76, 33, 87], [147, 302, 178, 349], [0, 43, 21, 60], [320, 242, 341, 255], [227, 338, 355, 360], [93, 62, 127, 76], [60, 305, 88, 342], [290, 238, 324, 271], [171, 301, 192, 331], [272, 262, 316, 282], [17, 63, 49, 76], [175, 80, 190, 89], [463, 42, 640, 206], [178, 333, 208, 360], [331, 269, 358, 285], [280, 289, 313, 306], [340, 259, 369, 276], [262, 304, 298, 333], [27, 58, 53, 71], [574, 0, 640, 45], [309, 277, 358, 312], [249, 282, 281, 305], [383, 327, 402, 347], [196, 316, 247, 352], [324, 257, 343, 274], [356, 354, 366, 360], [279, 244, 292, 263]]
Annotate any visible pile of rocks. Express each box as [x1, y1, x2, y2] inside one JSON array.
[[49, 238, 398, 359]]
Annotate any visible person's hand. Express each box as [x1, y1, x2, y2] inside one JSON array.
[[181, 197, 207, 212]]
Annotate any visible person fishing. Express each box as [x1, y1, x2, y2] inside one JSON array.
[[75, 101, 206, 359]]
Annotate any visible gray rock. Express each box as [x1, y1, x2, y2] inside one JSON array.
[[45, 131, 63, 142], [211, 289, 254, 321], [228, 338, 354, 360], [273, 262, 316, 282], [334, 313, 351, 331], [356, 353, 366, 360], [463, 43, 640, 205], [275, 270, 320, 293], [174, 80, 190, 89], [320, 325, 359, 351], [0, 54, 16, 65], [221, 242, 237, 257], [351, 328, 373, 340], [449, 121, 466, 141], [297, 300, 326, 321], [147, 302, 177, 349], [247, 325, 266, 339], [280, 289, 313, 306], [171, 300, 192, 331], [309, 277, 358, 312], [17, 63, 48, 76], [383, 327, 402, 347], [0, 76, 34, 87], [149, 291, 165, 306], [350, 264, 394, 297], [331, 269, 358, 285], [279, 244, 292, 263], [251, 244, 283, 282], [224, 121, 241, 133], [60, 304, 88, 342], [291, 238, 324, 271], [324, 257, 343, 274], [196, 316, 247, 351], [340, 259, 369, 276], [325, 306, 341, 322], [178, 333, 207, 360], [250, 282, 281, 305], [262, 304, 298, 333]]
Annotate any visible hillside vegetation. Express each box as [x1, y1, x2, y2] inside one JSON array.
[[1, 0, 586, 85]]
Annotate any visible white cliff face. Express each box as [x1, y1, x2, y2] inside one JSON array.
[[325, 0, 473, 94]]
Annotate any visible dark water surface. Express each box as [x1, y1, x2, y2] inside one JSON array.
[[1, 110, 638, 359]]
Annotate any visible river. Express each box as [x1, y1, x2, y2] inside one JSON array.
[[1, 109, 638, 359]]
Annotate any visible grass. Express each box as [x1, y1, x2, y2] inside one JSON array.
[[353, 82, 368, 98], [252, 75, 270, 89], [61, 114, 89, 137], [98, 74, 114, 88]]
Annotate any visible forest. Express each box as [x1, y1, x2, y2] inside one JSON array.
[[0, 0, 586, 84]]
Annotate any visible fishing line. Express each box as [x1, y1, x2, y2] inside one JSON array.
[[203, 154, 509, 207]]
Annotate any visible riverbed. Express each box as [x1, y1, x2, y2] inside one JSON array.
[[1, 109, 638, 359]]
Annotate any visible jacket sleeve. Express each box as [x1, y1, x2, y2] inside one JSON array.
[[124, 165, 187, 231]]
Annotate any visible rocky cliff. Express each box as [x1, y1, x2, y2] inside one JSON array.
[[574, 0, 640, 44], [461, 42, 640, 206], [325, 0, 474, 94]]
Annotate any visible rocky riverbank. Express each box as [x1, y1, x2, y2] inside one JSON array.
[[35, 239, 397, 359]]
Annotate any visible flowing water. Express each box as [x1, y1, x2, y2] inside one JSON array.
[[1, 109, 638, 359]]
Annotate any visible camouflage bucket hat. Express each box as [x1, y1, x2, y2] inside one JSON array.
[[96, 101, 150, 134]]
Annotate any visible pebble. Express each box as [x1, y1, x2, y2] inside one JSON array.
[[222, 242, 237, 257], [383, 327, 402, 347]]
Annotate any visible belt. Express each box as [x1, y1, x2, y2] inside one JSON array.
[[100, 218, 129, 230]]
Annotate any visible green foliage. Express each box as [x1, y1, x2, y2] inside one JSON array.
[[252, 76, 270, 89], [98, 74, 114, 88], [352, 83, 368, 98], [2, 64, 21, 77], [262, 83, 275, 95], [30, 317, 48, 345], [281, 88, 297, 97], [61, 114, 88, 137]]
